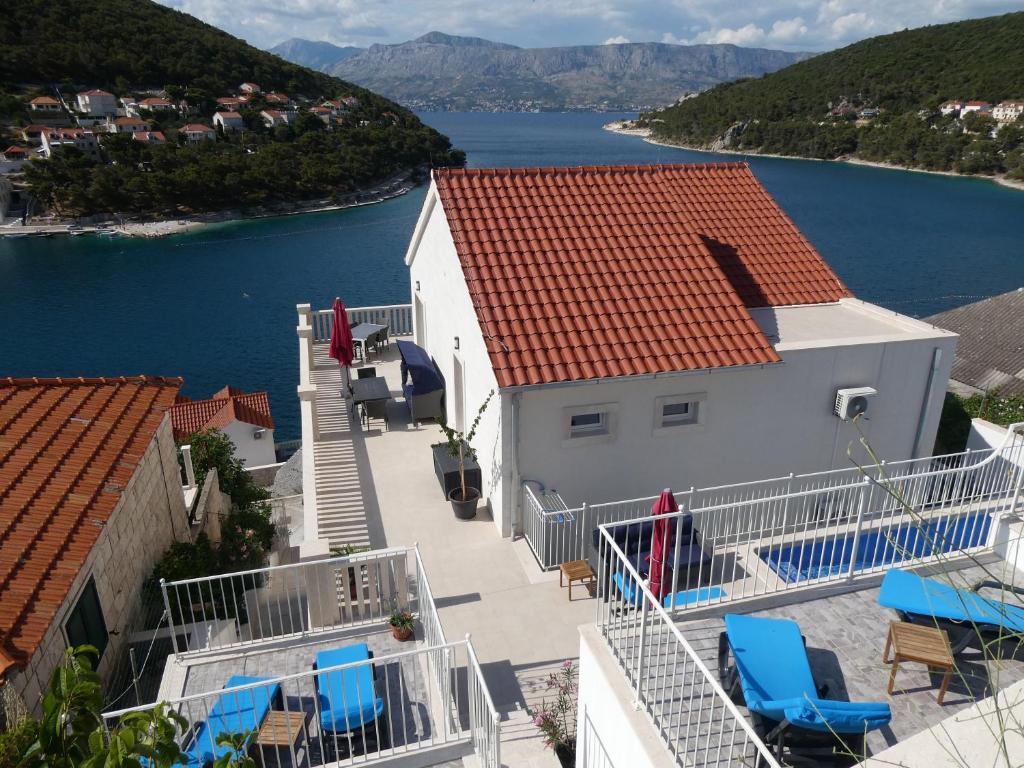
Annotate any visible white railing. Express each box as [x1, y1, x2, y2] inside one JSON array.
[[523, 444, 1009, 571], [296, 303, 319, 538], [591, 423, 1024, 618], [102, 638, 500, 768], [595, 526, 782, 768], [311, 303, 414, 342], [161, 546, 418, 657]]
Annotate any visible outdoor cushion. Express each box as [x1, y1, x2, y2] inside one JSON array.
[[397, 340, 443, 395], [612, 549, 716, 604], [591, 516, 695, 555], [184, 675, 279, 767], [878, 569, 1024, 632], [723, 614, 818, 721], [663, 585, 726, 609], [315, 644, 385, 733], [778, 698, 892, 733]]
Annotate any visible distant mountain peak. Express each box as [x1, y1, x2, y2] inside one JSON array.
[[411, 31, 519, 49]]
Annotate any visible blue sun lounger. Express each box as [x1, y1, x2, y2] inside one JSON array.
[[878, 569, 1024, 652], [182, 675, 281, 767], [315, 644, 386, 737], [719, 614, 891, 765]]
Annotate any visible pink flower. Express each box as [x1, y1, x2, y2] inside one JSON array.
[[562, 659, 573, 670], [533, 715, 546, 727]]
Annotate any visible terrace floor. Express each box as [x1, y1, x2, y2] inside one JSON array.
[[308, 342, 594, 767], [675, 561, 1024, 764]]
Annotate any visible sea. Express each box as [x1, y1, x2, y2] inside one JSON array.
[[2, 111, 1023, 440]]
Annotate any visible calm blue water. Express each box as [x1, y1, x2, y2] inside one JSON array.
[[761, 511, 992, 583], [3, 112, 1024, 439]]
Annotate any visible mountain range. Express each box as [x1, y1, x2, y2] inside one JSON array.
[[269, 32, 813, 111]]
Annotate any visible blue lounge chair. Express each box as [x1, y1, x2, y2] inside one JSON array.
[[878, 569, 1024, 653], [182, 675, 281, 767], [719, 614, 891, 766], [314, 644, 387, 756]]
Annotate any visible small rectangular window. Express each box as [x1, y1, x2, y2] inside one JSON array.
[[661, 400, 698, 427], [570, 411, 607, 437], [65, 578, 108, 658]]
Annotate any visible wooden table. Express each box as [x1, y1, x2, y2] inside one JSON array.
[[256, 711, 308, 764], [559, 559, 595, 601], [883, 620, 955, 704]]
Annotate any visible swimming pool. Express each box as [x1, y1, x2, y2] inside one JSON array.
[[759, 512, 992, 584]]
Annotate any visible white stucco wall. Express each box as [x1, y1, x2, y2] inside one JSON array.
[[221, 419, 276, 467], [516, 334, 955, 509], [406, 185, 506, 533], [576, 624, 673, 768]]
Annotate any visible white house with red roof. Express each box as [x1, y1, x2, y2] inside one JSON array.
[[75, 89, 117, 116], [40, 128, 101, 162], [180, 123, 216, 144], [212, 111, 244, 131], [107, 116, 149, 134], [137, 96, 175, 112], [133, 130, 166, 145], [994, 100, 1024, 123], [29, 95, 62, 113], [171, 386, 276, 467], [403, 164, 958, 535], [239, 82, 261, 94], [260, 109, 292, 127]]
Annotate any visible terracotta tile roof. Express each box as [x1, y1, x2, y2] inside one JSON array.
[[432, 164, 806, 387], [78, 89, 114, 97], [0, 376, 182, 673], [113, 117, 148, 126], [181, 124, 214, 133], [216, 111, 242, 119], [170, 387, 273, 441], [132, 131, 166, 142], [29, 96, 59, 105]]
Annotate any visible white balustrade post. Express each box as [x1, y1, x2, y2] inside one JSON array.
[[298, 384, 319, 441], [160, 578, 180, 658], [634, 580, 650, 707], [846, 478, 872, 581], [180, 444, 196, 489], [298, 538, 338, 629], [297, 324, 314, 380]]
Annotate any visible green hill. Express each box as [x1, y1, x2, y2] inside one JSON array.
[[0, 0, 463, 218], [645, 13, 1024, 179]]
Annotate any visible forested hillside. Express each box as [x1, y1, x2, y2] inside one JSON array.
[[644, 13, 1024, 178]]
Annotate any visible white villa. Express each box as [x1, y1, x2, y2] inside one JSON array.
[[171, 385, 277, 467], [403, 164, 957, 536], [180, 123, 216, 143], [994, 100, 1024, 123], [75, 89, 117, 117], [40, 128, 101, 162], [212, 110, 244, 131]]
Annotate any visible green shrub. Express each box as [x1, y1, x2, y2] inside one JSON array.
[[0, 717, 38, 768]]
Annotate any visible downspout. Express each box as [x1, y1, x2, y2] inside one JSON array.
[[912, 347, 943, 458], [510, 392, 522, 537]]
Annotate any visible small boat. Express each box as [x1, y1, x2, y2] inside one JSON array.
[[70, 230, 88, 237], [3, 233, 29, 239]]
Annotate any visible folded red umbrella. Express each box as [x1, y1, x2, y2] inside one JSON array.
[[648, 488, 678, 601], [328, 297, 354, 367]]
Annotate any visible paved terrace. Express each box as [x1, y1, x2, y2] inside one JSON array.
[[308, 343, 593, 767]]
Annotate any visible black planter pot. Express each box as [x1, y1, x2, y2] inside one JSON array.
[[448, 487, 480, 519], [554, 743, 576, 767]]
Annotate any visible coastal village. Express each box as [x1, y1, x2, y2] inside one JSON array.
[[4, 5, 1024, 768], [0, 83, 411, 235]]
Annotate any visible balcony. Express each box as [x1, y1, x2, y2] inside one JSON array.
[[103, 546, 498, 767], [586, 424, 1024, 767]]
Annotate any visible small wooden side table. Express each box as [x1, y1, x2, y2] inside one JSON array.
[[883, 620, 955, 704], [559, 560, 595, 601], [256, 711, 309, 766]]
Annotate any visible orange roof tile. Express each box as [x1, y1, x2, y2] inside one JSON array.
[[0, 376, 182, 671], [433, 164, 779, 387], [170, 388, 273, 441]]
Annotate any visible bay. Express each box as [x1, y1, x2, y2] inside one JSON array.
[[2, 111, 1023, 440]]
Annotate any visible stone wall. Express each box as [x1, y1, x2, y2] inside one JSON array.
[[5, 415, 189, 715], [192, 466, 231, 543]]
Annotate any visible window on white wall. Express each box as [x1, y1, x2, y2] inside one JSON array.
[[564, 403, 617, 445], [655, 393, 706, 435]]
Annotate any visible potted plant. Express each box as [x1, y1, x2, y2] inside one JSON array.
[[436, 390, 494, 519], [388, 607, 415, 641], [528, 660, 578, 767]]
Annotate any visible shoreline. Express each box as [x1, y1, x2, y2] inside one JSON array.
[[602, 120, 1024, 192], [1, 173, 418, 240]]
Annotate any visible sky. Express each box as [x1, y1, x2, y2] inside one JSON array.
[[158, 0, 1022, 53]]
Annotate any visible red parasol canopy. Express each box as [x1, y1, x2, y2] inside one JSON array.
[[328, 297, 354, 367], [648, 488, 678, 601]]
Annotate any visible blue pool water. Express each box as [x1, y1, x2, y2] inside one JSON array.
[[760, 512, 992, 583]]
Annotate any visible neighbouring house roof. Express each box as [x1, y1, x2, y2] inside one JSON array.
[[216, 111, 242, 119], [113, 117, 148, 126], [217, 96, 241, 104], [133, 131, 166, 142], [139, 97, 172, 106], [30, 96, 59, 105], [0, 376, 182, 675], [925, 289, 1024, 397], [3, 145, 28, 155], [170, 387, 274, 441], [431, 163, 850, 388], [78, 89, 114, 97], [964, 101, 992, 107], [181, 123, 214, 132]]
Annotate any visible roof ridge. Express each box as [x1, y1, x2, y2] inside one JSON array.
[[434, 162, 750, 179], [1, 375, 183, 388]]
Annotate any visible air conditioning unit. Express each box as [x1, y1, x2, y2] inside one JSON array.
[[834, 387, 877, 420], [253, 428, 266, 440]]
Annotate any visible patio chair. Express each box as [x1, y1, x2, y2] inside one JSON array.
[[314, 644, 387, 758], [362, 398, 389, 431], [878, 569, 1024, 653], [180, 675, 281, 767], [718, 614, 892, 766], [357, 367, 377, 379], [590, 515, 713, 600]]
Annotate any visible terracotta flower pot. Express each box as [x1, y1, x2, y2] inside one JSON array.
[[391, 624, 413, 641]]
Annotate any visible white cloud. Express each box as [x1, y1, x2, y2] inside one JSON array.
[[158, 0, 1024, 53], [602, 35, 631, 44]]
